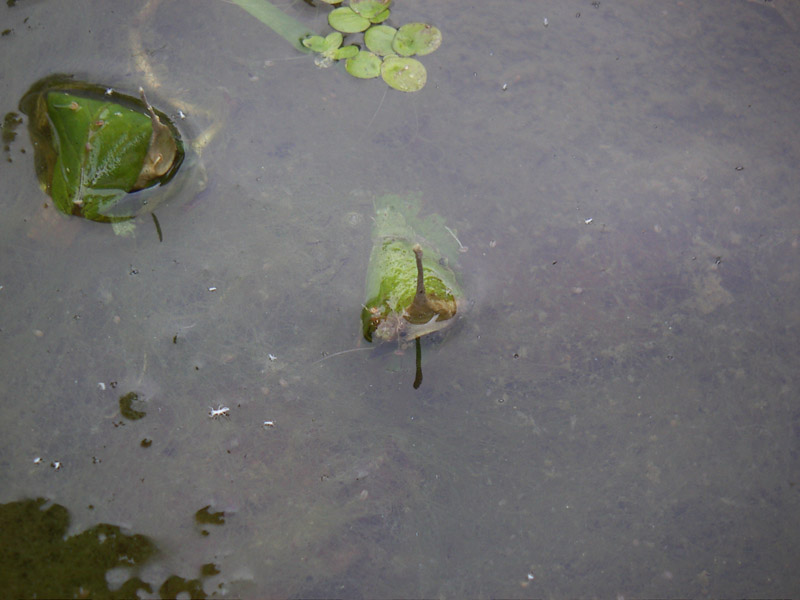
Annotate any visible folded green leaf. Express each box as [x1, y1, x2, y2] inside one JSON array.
[[362, 194, 463, 343], [19, 75, 185, 223]]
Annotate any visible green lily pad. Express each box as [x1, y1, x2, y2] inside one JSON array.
[[381, 56, 427, 92], [318, 0, 343, 3], [364, 24, 397, 56], [369, 7, 391, 24], [302, 35, 329, 53], [328, 6, 371, 33], [333, 44, 359, 60], [345, 50, 382, 79], [323, 31, 343, 49], [349, 0, 391, 20], [392, 22, 442, 57], [303, 31, 345, 61]]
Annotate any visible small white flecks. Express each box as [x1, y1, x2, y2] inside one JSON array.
[[177, 109, 186, 119], [52, 461, 62, 470], [527, 573, 535, 581], [98, 382, 106, 391], [263, 420, 275, 428], [489, 239, 497, 248], [208, 286, 217, 292], [208, 405, 230, 419], [584, 218, 593, 225], [105, 87, 113, 96], [268, 354, 277, 361], [502, 82, 508, 91], [543, 17, 549, 27], [33, 457, 43, 464]]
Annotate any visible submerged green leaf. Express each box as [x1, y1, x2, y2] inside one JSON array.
[[362, 194, 463, 343], [119, 391, 147, 420], [19, 76, 185, 223]]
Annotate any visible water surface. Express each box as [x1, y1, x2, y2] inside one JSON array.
[[1, 0, 799, 597]]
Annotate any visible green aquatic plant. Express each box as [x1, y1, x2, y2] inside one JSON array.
[[0, 498, 158, 598], [0, 498, 221, 598], [362, 194, 464, 387], [18, 75, 186, 224], [345, 49, 383, 79], [328, 6, 372, 33], [392, 22, 442, 56], [363, 24, 396, 55], [380, 55, 427, 92], [119, 391, 147, 421], [302, 31, 359, 67], [230, 0, 440, 92]]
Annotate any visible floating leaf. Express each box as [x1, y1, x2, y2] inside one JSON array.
[[369, 7, 391, 24], [323, 31, 344, 50], [381, 56, 427, 92], [302, 35, 328, 53], [361, 194, 463, 344], [392, 22, 442, 57], [303, 31, 343, 56], [328, 6, 371, 33], [364, 24, 397, 56], [345, 50, 382, 79], [333, 44, 359, 60], [349, 0, 391, 20], [19, 75, 185, 223]]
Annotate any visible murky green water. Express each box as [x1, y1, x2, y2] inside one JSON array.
[[2, 0, 799, 597]]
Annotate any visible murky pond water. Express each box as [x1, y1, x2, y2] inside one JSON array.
[[2, 0, 800, 597]]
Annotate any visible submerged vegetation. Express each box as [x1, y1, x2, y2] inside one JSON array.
[[362, 194, 464, 387], [18, 75, 186, 227]]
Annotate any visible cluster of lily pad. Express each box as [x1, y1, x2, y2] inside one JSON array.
[[301, 0, 441, 92]]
